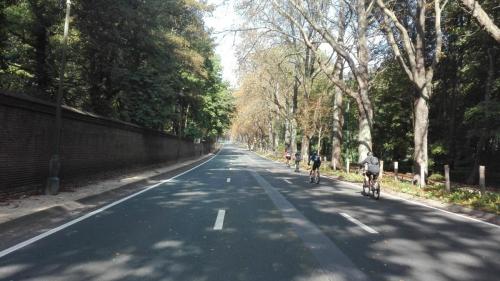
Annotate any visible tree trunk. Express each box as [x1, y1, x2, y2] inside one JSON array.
[[355, 88, 373, 162], [268, 120, 274, 152], [291, 117, 298, 154], [355, 0, 372, 163], [318, 126, 323, 156], [413, 87, 430, 183], [330, 3, 346, 170], [284, 117, 291, 147], [301, 134, 310, 161], [273, 122, 279, 152], [331, 89, 343, 169]]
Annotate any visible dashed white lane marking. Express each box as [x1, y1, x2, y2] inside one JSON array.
[[227, 177, 231, 183], [340, 213, 378, 234], [283, 179, 292, 184], [0, 149, 223, 259], [213, 210, 226, 230]]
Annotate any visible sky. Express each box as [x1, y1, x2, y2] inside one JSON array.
[[203, 0, 241, 88]]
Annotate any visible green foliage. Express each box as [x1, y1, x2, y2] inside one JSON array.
[[0, 0, 234, 139], [370, 60, 414, 171], [428, 173, 445, 181]]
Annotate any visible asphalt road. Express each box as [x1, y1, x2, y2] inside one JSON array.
[[0, 144, 499, 281]]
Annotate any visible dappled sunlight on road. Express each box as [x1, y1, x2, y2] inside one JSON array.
[[0, 145, 498, 281]]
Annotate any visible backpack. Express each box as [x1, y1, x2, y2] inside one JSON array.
[[367, 156, 380, 174]]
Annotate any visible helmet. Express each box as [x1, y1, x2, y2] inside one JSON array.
[[367, 151, 373, 156], [312, 150, 317, 155]]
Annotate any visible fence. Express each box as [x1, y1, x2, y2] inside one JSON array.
[[0, 92, 213, 196]]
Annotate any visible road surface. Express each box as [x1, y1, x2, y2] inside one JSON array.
[[1, 144, 499, 281]]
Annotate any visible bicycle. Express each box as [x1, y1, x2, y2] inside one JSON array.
[[309, 167, 320, 184], [362, 169, 380, 199], [294, 160, 300, 172]]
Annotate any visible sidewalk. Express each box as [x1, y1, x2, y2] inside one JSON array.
[[0, 154, 214, 225]]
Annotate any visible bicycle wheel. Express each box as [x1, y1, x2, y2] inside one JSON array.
[[372, 182, 380, 200], [362, 181, 370, 196]]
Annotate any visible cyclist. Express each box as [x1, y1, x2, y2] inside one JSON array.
[[308, 150, 322, 182], [358, 151, 380, 190], [294, 151, 302, 172], [284, 148, 292, 167]]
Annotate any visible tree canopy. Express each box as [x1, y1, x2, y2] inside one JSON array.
[[0, 0, 234, 140], [231, 0, 499, 185]]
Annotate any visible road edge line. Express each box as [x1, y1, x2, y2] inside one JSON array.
[[328, 177, 500, 229], [0, 148, 222, 259]]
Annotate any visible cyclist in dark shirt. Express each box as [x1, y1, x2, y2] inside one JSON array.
[[308, 151, 322, 180], [294, 151, 302, 172]]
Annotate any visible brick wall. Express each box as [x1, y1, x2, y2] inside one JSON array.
[[0, 92, 213, 196]]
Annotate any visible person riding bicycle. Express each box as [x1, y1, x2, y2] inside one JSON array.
[[358, 151, 380, 189], [284, 148, 292, 167], [308, 150, 322, 180], [294, 151, 302, 172]]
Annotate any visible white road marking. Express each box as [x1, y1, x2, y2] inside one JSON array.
[[335, 180, 500, 229], [250, 170, 369, 281], [340, 213, 379, 234], [213, 209, 226, 230], [226, 177, 231, 183], [283, 179, 292, 184], [0, 149, 223, 259], [229, 167, 232, 170]]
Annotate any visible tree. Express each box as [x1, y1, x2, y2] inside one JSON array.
[[0, 0, 233, 140], [375, 0, 447, 185], [273, 0, 376, 162]]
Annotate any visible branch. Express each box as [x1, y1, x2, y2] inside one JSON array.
[[287, 0, 360, 79], [427, 0, 445, 86], [460, 0, 500, 43], [378, 13, 413, 80], [271, 0, 358, 99], [375, 0, 418, 77]]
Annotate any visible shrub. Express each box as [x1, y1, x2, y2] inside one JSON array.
[[428, 173, 445, 181]]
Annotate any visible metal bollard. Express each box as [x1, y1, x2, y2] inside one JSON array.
[[444, 164, 450, 193], [479, 166, 485, 196], [394, 161, 398, 181]]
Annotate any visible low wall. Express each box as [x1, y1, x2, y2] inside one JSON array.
[[0, 92, 213, 196]]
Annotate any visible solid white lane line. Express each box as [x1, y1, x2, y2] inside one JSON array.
[[213, 210, 226, 230], [336, 180, 500, 229], [283, 179, 292, 184], [227, 177, 231, 183], [340, 213, 378, 234], [0, 149, 223, 259]]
